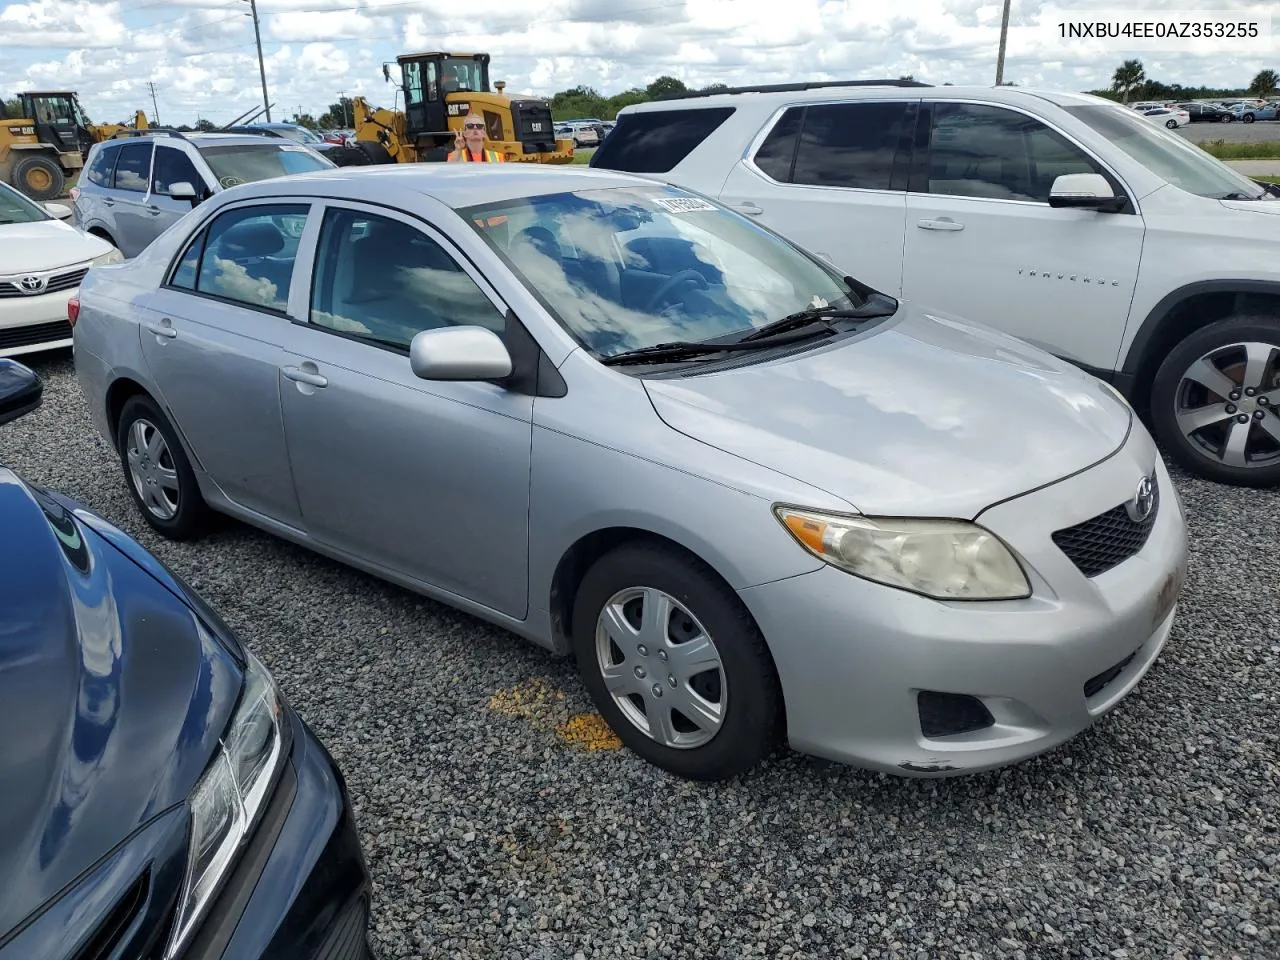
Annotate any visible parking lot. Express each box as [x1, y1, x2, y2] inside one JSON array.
[[1, 349, 1275, 959], [1178, 122, 1280, 146]]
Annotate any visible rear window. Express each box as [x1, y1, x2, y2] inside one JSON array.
[[196, 143, 333, 189], [590, 107, 735, 174]]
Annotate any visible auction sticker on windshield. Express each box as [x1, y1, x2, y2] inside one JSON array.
[[653, 196, 717, 214]]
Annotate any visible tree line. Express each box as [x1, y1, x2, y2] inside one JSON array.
[[1096, 61, 1278, 103]]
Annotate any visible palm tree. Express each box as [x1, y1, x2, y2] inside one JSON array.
[[1248, 69, 1278, 97], [1112, 60, 1145, 103]]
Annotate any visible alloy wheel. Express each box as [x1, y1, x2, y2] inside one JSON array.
[[594, 586, 727, 749], [126, 418, 181, 520], [1175, 341, 1280, 469]]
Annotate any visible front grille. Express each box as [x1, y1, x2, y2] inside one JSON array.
[[0, 319, 73, 350], [511, 100, 556, 142], [918, 691, 995, 738], [0, 266, 88, 298], [1084, 651, 1137, 699], [1052, 477, 1159, 578]]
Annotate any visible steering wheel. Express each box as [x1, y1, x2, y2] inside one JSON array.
[[645, 269, 709, 313]]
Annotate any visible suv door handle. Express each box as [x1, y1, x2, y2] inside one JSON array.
[[917, 217, 964, 231], [102, 198, 115, 207], [729, 201, 764, 215], [146, 204, 161, 215], [282, 365, 328, 388], [144, 319, 176, 339]]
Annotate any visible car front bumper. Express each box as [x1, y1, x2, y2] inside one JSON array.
[[740, 427, 1189, 777], [0, 287, 77, 358], [184, 708, 372, 959]]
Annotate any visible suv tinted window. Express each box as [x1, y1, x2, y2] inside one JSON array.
[[590, 107, 735, 174], [152, 145, 205, 196], [191, 204, 309, 311], [926, 103, 1104, 202], [84, 145, 116, 187], [753, 107, 803, 182], [310, 208, 506, 348], [112, 141, 153, 192], [790, 102, 911, 190]]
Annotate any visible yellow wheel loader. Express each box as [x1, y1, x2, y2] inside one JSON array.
[[352, 52, 574, 165]]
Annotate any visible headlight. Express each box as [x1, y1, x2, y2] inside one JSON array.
[[165, 646, 291, 958], [775, 507, 1031, 600], [92, 248, 124, 265]]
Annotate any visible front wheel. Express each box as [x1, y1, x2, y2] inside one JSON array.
[[571, 543, 782, 781], [1243, 114, 1256, 123], [1149, 317, 1280, 486], [12, 155, 65, 201]]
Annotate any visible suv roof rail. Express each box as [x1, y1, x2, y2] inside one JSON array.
[[220, 126, 286, 138], [108, 127, 191, 142], [653, 78, 933, 101]]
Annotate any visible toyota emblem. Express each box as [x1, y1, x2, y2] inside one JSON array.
[[18, 275, 47, 294], [1126, 475, 1155, 523]]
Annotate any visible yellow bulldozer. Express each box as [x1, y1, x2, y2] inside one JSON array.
[[1, 90, 149, 200], [351, 52, 574, 165]]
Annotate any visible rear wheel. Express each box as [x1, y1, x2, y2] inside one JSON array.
[[326, 145, 372, 167], [13, 155, 65, 201], [116, 395, 212, 539], [1165, 118, 1178, 128], [570, 543, 782, 781], [353, 140, 395, 164], [1150, 317, 1280, 486]]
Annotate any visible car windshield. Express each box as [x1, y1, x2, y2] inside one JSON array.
[[196, 143, 333, 189], [1064, 104, 1269, 200], [0, 182, 49, 224], [461, 185, 861, 359]]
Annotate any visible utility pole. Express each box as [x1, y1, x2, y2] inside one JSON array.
[[995, 0, 1012, 85], [339, 90, 349, 127], [243, 0, 271, 121], [147, 80, 160, 123]]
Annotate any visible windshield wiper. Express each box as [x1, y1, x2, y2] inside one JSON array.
[[735, 292, 899, 343], [600, 339, 764, 366], [1220, 192, 1259, 201]]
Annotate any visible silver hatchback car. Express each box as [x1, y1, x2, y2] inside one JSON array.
[[72, 164, 1188, 781]]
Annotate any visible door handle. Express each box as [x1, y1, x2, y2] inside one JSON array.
[[730, 201, 764, 216], [146, 205, 161, 215], [282, 365, 328, 388], [144, 319, 176, 339], [917, 217, 964, 231], [102, 198, 115, 207]]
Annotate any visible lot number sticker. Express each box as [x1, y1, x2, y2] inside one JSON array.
[[653, 196, 717, 214]]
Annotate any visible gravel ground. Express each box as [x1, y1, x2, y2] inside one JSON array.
[[3, 351, 1278, 960]]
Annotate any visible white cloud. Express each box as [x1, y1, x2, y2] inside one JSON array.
[[2, 0, 1276, 125]]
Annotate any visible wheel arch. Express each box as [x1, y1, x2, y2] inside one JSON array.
[[1121, 280, 1280, 406], [105, 376, 153, 452]]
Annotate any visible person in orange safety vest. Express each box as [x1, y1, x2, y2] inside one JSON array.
[[448, 112, 507, 163]]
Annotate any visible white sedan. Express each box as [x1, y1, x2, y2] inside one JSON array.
[[1139, 106, 1191, 129], [0, 181, 122, 358]]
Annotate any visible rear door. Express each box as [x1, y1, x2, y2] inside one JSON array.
[[105, 140, 155, 257], [715, 100, 917, 296]]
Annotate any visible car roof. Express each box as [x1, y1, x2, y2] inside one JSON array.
[[222, 163, 665, 210], [618, 84, 1119, 113]]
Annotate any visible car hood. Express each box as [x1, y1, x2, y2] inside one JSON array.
[[642, 305, 1132, 518], [0, 220, 112, 274], [0, 471, 241, 938]]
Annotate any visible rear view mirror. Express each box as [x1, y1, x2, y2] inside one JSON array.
[[409, 326, 513, 382], [1048, 173, 1123, 211], [169, 181, 200, 206], [0, 359, 43, 427], [43, 201, 72, 220]]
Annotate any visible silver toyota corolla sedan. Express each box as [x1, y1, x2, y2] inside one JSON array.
[[71, 164, 1189, 781]]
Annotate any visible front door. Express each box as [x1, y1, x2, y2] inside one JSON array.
[[277, 202, 533, 618], [105, 140, 156, 257], [900, 101, 1146, 373], [146, 144, 211, 238], [716, 99, 917, 297], [137, 200, 311, 527]]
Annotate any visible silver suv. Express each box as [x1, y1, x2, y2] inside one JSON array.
[[71, 130, 335, 258]]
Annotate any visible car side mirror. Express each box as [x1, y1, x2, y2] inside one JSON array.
[[0, 358, 43, 427], [43, 201, 72, 220], [409, 326, 513, 382], [1048, 173, 1123, 211], [169, 181, 201, 206]]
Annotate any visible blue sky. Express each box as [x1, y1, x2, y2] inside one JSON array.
[[2, 0, 1276, 126]]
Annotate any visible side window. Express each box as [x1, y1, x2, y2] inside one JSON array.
[[590, 107, 735, 174], [152, 146, 205, 197], [752, 107, 803, 182], [310, 208, 506, 348], [170, 232, 204, 290], [194, 204, 309, 312], [111, 141, 153, 193], [790, 102, 911, 190], [84, 146, 116, 187], [926, 103, 1105, 203]]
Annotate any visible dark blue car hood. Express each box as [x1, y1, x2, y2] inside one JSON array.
[[0, 469, 242, 941]]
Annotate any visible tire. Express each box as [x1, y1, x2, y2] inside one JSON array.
[[116, 394, 212, 539], [326, 145, 372, 167], [1149, 316, 1280, 487], [12, 154, 65, 201], [353, 140, 395, 164], [1165, 118, 1178, 129], [570, 542, 782, 781], [1244, 114, 1255, 123]]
